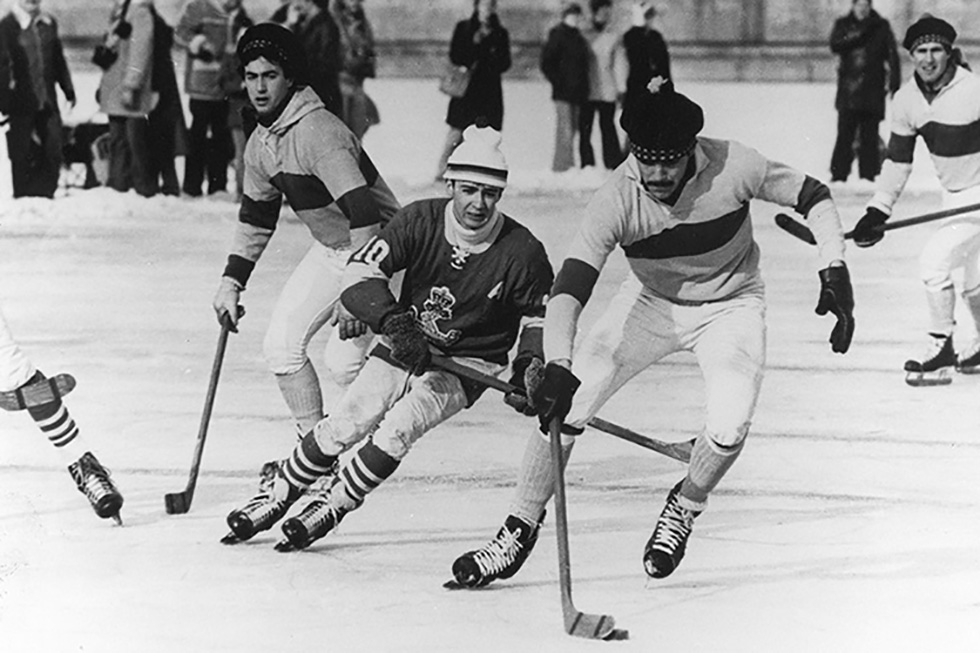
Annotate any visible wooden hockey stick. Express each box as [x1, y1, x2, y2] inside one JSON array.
[[548, 416, 626, 640], [164, 314, 236, 515], [428, 352, 693, 463], [775, 201, 980, 246]]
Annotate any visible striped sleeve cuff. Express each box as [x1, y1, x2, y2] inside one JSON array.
[[223, 254, 255, 288]]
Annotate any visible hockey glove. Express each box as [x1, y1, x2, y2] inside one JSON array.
[[531, 362, 581, 433], [851, 207, 888, 248], [213, 277, 243, 332], [815, 264, 855, 354], [504, 356, 545, 416], [381, 311, 431, 376]]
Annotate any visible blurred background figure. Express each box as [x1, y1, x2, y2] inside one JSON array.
[[580, 0, 623, 170], [0, 0, 76, 198], [284, 0, 343, 116], [435, 0, 511, 180], [331, 0, 379, 139], [620, 1, 670, 109], [97, 0, 157, 198], [147, 0, 186, 197], [218, 5, 253, 202], [541, 1, 589, 172], [828, 0, 900, 184], [175, 0, 244, 197]]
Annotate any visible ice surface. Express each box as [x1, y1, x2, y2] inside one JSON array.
[[0, 75, 977, 652]]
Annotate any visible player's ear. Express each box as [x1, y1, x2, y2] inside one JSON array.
[[445, 180, 454, 196]]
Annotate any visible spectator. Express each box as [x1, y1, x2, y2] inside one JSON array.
[[284, 0, 343, 117], [331, 0, 379, 139], [97, 0, 158, 198], [541, 2, 590, 172], [620, 2, 670, 108], [435, 0, 511, 180], [218, 7, 254, 201], [580, 0, 623, 170], [175, 0, 243, 197], [0, 0, 76, 198], [829, 0, 901, 183], [147, 1, 186, 196]]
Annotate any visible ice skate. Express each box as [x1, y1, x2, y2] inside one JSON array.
[[276, 480, 348, 551], [222, 460, 300, 544], [68, 451, 124, 525], [447, 513, 544, 589], [955, 339, 980, 374], [904, 333, 955, 386], [643, 481, 700, 579]]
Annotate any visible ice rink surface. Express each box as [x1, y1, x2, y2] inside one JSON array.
[[1, 76, 979, 652]]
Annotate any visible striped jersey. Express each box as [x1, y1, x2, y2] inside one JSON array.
[[226, 86, 400, 286], [559, 139, 844, 305], [346, 198, 553, 364], [872, 65, 980, 212]]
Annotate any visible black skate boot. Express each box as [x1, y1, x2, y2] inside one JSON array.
[[222, 460, 301, 544], [956, 339, 980, 374], [904, 333, 956, 386], [276, 481, 349, 552], [68, 451, 124, 525], [448, 513, 545, 589], [643, 481, 701, 579]]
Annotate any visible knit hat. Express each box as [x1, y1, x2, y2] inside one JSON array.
[[444, 125, 509, 188], [237, 22, 308, 81], [902, 14, 957, 52], [620, 77, 704, 163]]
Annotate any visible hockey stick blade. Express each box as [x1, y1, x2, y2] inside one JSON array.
[[165, 315, 236, 515], [0, 373, 76, 411], [774, 213, 817, 245]]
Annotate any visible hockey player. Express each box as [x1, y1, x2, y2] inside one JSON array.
[[851, 15, 980, 385], [451, 78, 855, 587], [211, 23, 400, 445], [222, 125, 555, 550], [0, 303, 123, 524]]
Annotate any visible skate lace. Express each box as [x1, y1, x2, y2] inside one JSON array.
[[651, 500, 694, 553], [472, 526, 523, 577], [240, 490, 288, 528], [72, 456, 115, 503], [297, 499, 342, 537]]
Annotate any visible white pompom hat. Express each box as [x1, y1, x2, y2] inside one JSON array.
[[444, 125, 509, 189]]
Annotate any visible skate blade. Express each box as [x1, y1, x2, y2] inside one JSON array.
[[956, 365, 980, 374], [442, 578, 478, 590], [220, 532, 246, 545], [274, 538, 301, 552], [905, 370, 952, 386], [111, 514, 123, 526]]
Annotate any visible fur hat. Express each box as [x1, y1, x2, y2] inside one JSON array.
[[237, 22, 308, 82], [620, 77, 704, 163], [444, 125, 509, 189], [903, 14, 957, 52]]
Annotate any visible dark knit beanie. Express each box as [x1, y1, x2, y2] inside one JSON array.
[[620, 77, 704, 163], [902, 14, 957, 52], [237, 22, 308, 82]]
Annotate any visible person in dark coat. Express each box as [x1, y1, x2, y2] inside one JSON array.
[[541, 3, 590, 172], [829, 0, 901, 183], [147, 2, 186, 196], [287, 0, 343, 116], [620, 2, 670, 109], [435, 0, 511, 179], [0, 0, 76, 198]]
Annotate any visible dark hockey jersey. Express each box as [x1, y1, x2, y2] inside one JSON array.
[[346, 197, 553, 364]]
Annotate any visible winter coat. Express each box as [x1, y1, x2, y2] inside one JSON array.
[[621, 26, 670, 105], [332, 2, 376, 80], [98, 0, 156, 118], [540, 22, 590, 104], [445, 13, 511, 131], [174, 0, 243, 101], [584, 24, 621, 103], [0, 10, 74, 116], [294, 9, 344, 116], [830, 9, 901, 119]]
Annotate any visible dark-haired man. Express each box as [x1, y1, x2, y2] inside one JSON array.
[[212, 23, 400, 506], [452, 77, 855, 588]]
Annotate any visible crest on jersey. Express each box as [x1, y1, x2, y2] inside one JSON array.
[[413, 286, 462, 345]]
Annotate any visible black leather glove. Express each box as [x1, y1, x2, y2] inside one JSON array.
[[530, 363, 580, 433], [851, 207, 888, 248], [381, 311, 430, 375], [815, 264, 855, 354], [504, 357, 544, 416]]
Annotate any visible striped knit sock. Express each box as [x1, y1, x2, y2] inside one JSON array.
[[283, 430, 338, 491], [27, 389, 81, 463], [331, 442, 400, 512]]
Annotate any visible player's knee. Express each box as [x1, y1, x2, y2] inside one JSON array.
[[323, 361, 363, 388], [371, 429, 412, 461], [312, 415, 359, 457], [263, 340, 307, 376], [706, 422, 749, 449]]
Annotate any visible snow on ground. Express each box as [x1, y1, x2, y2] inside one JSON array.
[[1, 77, 978, 652]]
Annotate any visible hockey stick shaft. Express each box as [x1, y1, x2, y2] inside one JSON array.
[[165, 315, 233, 514], [549, 417, 618, 639], [428, 352, 692, 463], [775, 201, 980, 245]]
